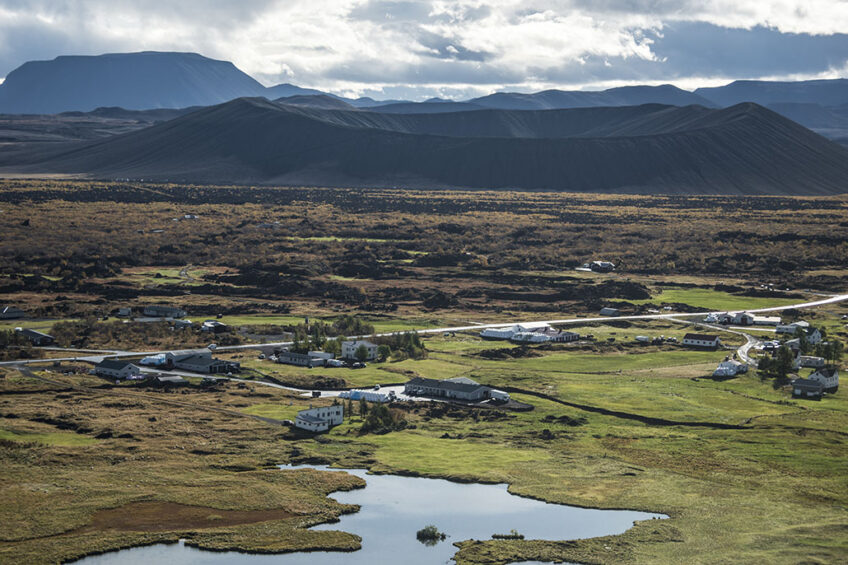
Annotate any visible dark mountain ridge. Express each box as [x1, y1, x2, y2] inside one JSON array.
[[5, 97, 847, 195]]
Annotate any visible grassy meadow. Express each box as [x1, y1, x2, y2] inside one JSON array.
[[0, 181, 846, 564]]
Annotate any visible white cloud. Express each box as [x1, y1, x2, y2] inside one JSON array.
[[0, 0, 846, 99]]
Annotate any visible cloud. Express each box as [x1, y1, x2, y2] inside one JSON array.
[[0, 0, 846, 99]]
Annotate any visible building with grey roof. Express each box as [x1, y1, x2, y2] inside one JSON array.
[[404, 376, 509, 402]]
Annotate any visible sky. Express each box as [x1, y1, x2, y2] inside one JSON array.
[[1, 0, 847, 100]]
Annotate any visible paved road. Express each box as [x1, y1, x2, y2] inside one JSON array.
[[2, 292, 845, 368]]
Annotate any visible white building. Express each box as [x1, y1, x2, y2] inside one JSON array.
[[808, 367, 839, 393], [480, 326, 521, 340], [338, 389, 393, 403], [776, 321, 810, 335], [794, 355, 826, 369], [480, 323, 549, 340], [713, 359, 748, 377], [341, 340, 378, 361], [510, 328, 579, 344], [752, 316, 781, 326], [94, 360, 141, 379], [682, 333, 722, 348], [730, 312, 754, 326], [599, 307, 621, 317], [295, 405, 344, 433]]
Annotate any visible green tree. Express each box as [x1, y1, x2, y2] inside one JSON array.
[[794, 328, 811, 355], [774, 345, 795, 378], [324, 338, 341, 356], [377, 344, 391, 361], [821, 340, 844, 364], [355, 344, 369, 362]]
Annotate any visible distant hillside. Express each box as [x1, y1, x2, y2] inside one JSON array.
[[275, 95, 357, 110], [696, 79, 848, 107], [265, 83, 327, 99], [280, 103, 718, 138], [0, 52, 268, 114], [467, 85, 715, 111], [5, 98, 847, 195]]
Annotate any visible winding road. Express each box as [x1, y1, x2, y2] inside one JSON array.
[[2, 292, 845, 372]]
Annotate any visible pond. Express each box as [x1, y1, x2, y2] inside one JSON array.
[[73, 465, 665, 565]]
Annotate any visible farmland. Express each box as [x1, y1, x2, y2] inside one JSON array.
[[0, 180, 847, 564]]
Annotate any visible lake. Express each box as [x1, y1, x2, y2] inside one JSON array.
[[73, 464, 665, 565]]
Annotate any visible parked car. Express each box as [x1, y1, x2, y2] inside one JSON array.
[[352, 362, 365, 369], [373, 384, 381, 390], [207, 343, 217, 350]]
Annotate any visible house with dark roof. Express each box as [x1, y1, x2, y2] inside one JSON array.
[[682, 333, 722, 348], [404, 376, 509, 402], [791, 378, 824, 399], [0, 306, 24, 319], [15, 328, 54, 346], [94, 359, 141, 379], [173, 354, 239, 374]]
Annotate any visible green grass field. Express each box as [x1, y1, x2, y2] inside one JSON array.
[[0, 427, 97, 446], [632, 287, 803, 311]]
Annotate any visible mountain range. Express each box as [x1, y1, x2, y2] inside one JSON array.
[[1, 52, 846, 126], [4, 97, 847, 195], [1, 51, 847, 195]]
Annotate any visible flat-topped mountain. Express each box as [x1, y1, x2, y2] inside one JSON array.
[[0, 52, 268, 114]]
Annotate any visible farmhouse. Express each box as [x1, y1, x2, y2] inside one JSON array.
[[792, 378, 824, 399], [480, 324, 547, 340], [808, 367, 839, 393], [682, 333, 722, 348], [806, 328, 823, 345], [94, 359, 141, 379], [295, 405, 344, 433], [15, 328, 54, 346], [0, 305, 24, 319], [599, 307, 621, 317], [341, 340, 378, 361], [142, 305, 187, 318], [404, 376, 509, 402]]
